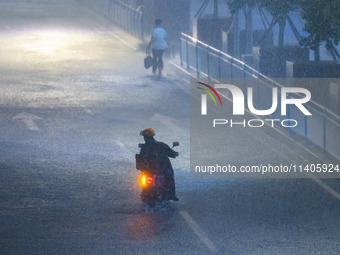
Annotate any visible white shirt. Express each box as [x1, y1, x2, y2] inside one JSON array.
[[151, 27, 167, 50]]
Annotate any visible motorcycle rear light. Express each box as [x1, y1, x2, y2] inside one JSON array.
[[140, 175, 153, 187]]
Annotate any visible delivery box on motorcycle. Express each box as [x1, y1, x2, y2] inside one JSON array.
[[135, 153, 161, 174]]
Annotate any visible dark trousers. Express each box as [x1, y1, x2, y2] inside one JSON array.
[[152, 49, 164, 72]]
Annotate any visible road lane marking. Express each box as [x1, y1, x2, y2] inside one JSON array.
[[169, 61, 194, 77], [179, 210, 218, 253], [109, 31, 137, 50], [93, 24, 137, 50], [311, 176, 340, 201], [13, 112, 42, 131], [115, 138, 135, 160], [151, 114, 184, 135]]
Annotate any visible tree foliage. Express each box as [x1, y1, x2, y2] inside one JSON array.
[[259, 0, 301, 47], [226, 0, 257, 14], [301, 0, 340, 54], [226, 0, 340, 61], [259, 0, 301, 18], [226, 0, 301, 47]]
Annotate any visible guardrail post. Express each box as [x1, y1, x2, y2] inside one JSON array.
[[304, 114, 308, 145], [218, 52, 221, 81], [256, 78, 260, 109], [130, 9, 133, 34], [106, 0, 109, 17], [186, 38, 189, 70], [140, 11, 144, 41], [180, 38, 183, 66], [242, 64, 246, 94], [287, 96, 291, 135], [207, 46, 210, 80], [108, 0, 112, 19], [323, 107, 327, 151], [127, 7, 130, 31], [243, 64, 246, 79], [118, 2, 121, 26], [123, 5, 127, 29], [131, 11, 134, 36], [113, 1, 117, 23], [196, 44, 199, 78]]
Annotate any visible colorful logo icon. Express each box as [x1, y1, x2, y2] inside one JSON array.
[[196, 82, 222, 106]]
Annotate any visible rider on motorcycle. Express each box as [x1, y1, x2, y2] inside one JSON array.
[[138, 128, 179, 201]]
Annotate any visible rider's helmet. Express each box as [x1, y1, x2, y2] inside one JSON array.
[[140, 128, 155, 137]]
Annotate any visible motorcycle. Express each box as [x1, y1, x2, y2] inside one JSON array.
[[136, 141, 179, 212]]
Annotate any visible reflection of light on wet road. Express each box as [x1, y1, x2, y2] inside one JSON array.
[[0, 29, 125, 70], [126, 214, 158, 241], [23, 30, 74, 55]]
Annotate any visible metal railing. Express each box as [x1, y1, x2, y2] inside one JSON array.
[[107, 0, 143, 40], [77, 0, 143, 40], [180, 33, 340, 160]]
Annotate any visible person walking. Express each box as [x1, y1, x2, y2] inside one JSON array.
[[147, 19, 167, 77]]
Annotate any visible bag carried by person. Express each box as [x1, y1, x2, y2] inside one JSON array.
[[144, 54, 153, 69]]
